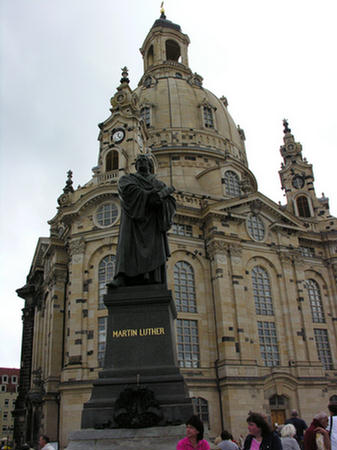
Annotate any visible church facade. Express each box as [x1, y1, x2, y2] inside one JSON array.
[[14, 12, 337, 450]]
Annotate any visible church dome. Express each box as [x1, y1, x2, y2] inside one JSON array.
[[131, 14, 254, 195], [135, 77, 246, 163]]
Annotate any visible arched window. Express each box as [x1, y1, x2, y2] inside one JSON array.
[[305, 279, 325, 323], [106, 150, 118, 171], [166, 39, 180, 61], [174, 261, 197, 312], [98, 255, 116, 309], [252, 266, 274, 315], [223, 170, 241, 197], [247, 214, 265, 241], [147, 45, 154, 66], [297, 196, 311, 217], [192, 397, 209, 426]]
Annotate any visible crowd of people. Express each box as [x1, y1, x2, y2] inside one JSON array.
[[176, 394, 336, 450]]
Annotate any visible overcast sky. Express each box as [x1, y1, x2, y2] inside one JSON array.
[[1, 0, 336, 368]]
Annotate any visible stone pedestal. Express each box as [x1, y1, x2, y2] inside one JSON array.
[[81, 284, 193, 428], [66, 425, 186, 450]]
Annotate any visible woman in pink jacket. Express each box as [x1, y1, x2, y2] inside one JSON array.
[[177, 415, 210, 450]]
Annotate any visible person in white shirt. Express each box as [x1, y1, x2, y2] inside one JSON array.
[[327, 395, 337, 450], [39, 435, 55, 450]]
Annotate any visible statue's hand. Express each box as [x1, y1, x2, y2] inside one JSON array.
[[158, 185, 175, 198]]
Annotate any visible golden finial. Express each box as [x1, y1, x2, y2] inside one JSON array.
[[160, 2, 165, 16]]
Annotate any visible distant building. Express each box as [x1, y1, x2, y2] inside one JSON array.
[[14, 10, 337, 450], [0, 368, 19, 444]]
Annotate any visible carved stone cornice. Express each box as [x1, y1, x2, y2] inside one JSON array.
[[68, 237, 86, 256], [228, 244, 242, 257], [206, 239, 243, 259], [206, 240, 228, 258], [175, 192, 204, 209]]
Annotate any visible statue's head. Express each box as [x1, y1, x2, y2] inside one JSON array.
[[135, 154, 154, 173]]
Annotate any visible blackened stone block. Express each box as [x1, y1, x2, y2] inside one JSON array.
[[81, 284, 193, 429]]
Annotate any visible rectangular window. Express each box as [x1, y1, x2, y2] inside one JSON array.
[[257, 321, 280, 367], [171, 223, 193, 237], [11, 375, 17, 384], [1, 385, 6, 392], [3, 412, 8, 420], [314, 328, 333, 370], [141, 107, 151, 128], [176, 319, 200, 368], [203, 106, 214, 128], [98, 316, 108, 368], [2, 375, 8, 383], [4, 399, 9, 407], [299, 246, 315, 257]]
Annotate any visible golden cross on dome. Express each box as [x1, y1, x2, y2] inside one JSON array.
[[160, 2, 165, 16]]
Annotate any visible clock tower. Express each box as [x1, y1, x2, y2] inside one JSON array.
[[279, 119, 331, 224], [92, 67, 148, 184]]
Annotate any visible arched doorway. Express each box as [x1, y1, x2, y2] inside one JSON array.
[[269, 394, 287, 427]]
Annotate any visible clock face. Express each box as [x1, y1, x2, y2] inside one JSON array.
[[112, 129, 125, 143], [292, 175, 304, 189]]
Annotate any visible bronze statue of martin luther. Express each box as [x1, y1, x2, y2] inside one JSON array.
[[109, 154, 176, 288]]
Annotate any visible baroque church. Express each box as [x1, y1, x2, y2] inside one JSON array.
[[14, 10, 337, 450]]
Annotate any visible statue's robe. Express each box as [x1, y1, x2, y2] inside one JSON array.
[[114, 172, 176, 281]]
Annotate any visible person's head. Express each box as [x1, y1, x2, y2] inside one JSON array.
[[221, 430, 232, 441], [314, 412, 328, 428], [135, 155, 153, 174], [247, 412, 271, 438], [291, 410, 298, 417], [281, 424, 296, 438], [328, 395, 337, 415], [39, 435, 50, 447], [186, 415, 204, 442]]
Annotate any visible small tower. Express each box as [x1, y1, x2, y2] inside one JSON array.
[[279, 119, 331, 222], [93, 67, 148, 183], [139, 8, 191, 76]]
